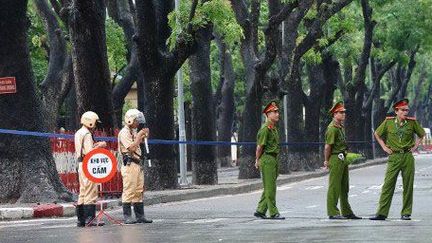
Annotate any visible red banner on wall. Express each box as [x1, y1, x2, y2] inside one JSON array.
[[0, 77, 17, 94]]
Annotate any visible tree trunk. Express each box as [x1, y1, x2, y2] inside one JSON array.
[[35, 0, 73, 132], [111, 0, 144, 126], [286, 61, 307, 171], [69, 0, 116, 130], [304, 63, 326, 169], [63, 85, 79, 130], [238, 81, 263, 179], [319, 54, 339, 146], [112, 52, 141, 125], [397, 48, 418, 100], [189, 28, 217, 185], [215, 35, 235, 168], [343, 0, 373, 147], [135, 0, 177, 190], [0, 0, 72, 203]]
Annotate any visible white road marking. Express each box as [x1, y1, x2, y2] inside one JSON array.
[[306, 205, 318, 209], [349, 194, 358, 198], [183, 218, 227, 224], [305, 186, 323, 190], [362, 190, 370, 194], [0, 217, 74, 225], [40, 224, 76, 229], [278, 185, 292, 190], [279, 210, 292, 214], [0, 223, 43, 228], [368, 185, 382, 190]]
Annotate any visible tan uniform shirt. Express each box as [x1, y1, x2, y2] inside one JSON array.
[[74, 126, 94, 160], [118, 126, 142, 160]]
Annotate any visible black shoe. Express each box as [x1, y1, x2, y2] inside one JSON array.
[[369, 215, 386, 220], [344, 214, 362, 219], [401, 215, 411, 220], [133, 202, 153, 223], [329, 215, 346, 220], [76, 204, 85, 227], [270, 213, 285, 220], [123, 203, 137, 224], [254, 211, 266, 219]]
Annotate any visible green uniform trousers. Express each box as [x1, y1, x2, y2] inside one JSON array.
[[327, 154, 353, 216], [376, 152, 415, 217], [256, 154, 279, 217]]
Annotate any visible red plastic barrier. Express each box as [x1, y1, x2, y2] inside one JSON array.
[[52, 129, 123, 198]]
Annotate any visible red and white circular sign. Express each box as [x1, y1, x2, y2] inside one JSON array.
[[82, 148, 117, 183]]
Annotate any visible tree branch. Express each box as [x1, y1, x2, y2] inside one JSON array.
[[315, 29, 345, 53], [229, 0, 250, 32], [294, 0, 353, 63], [256, 0, 299, 72], [352, 0, 374, 91], [397, 46, 419, 99], [268, 0, 300, 28], [167, 0, 201, 74]]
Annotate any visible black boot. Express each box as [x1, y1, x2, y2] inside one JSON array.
[[84, 204, 104, 226], [76, 205, 85, 227], [123, 203, 137, 224], [369, 214, 386, 220], [344, 214, 362, 219], [133, 202, 153, 223]]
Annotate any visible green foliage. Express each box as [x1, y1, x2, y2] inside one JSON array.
[[28, 2, 48, 85], [167, 0, 243, 50], [106, 18, 127, 76], [372, 0, 432, 63], [326, 3, 364, 64], [303, 49, 322, 64]]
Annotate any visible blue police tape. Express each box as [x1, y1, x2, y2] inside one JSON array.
[[0, 128, 375, 147]]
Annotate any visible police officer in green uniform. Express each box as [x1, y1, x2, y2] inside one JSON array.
[[254, 101, 284, 220], [324, 102, 362, 220], [370, 99, 425, 221]]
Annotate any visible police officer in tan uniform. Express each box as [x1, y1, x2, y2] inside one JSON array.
[[118, 109, 152, 224], [75, 111, 107, 227]]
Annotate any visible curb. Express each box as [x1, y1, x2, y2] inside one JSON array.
[[0, 200, 120, 220], [0, 158, 387, 220]]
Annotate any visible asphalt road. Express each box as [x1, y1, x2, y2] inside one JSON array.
[[2, 154, 432, 243]]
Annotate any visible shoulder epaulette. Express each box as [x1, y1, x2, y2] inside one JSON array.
[[406, 116, 417, 121], [385, 116, 395, 120]]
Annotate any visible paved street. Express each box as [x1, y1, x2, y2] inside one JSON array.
[[1, 154, 432, 243]]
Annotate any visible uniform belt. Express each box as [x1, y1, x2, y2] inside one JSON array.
[[264, 152, 278, 157], [122, 153, 141, 164], [392, 148, 411, 154], [331, 151, 347, 155]]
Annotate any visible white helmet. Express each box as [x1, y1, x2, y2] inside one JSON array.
[[124, 109, 146, 125], [80, 111, 100, 129]]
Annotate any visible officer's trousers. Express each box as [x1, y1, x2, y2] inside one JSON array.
[[121, 162, 144, 203], [376, 152, 415, 217], [256, 154, 279, 217], [327, 154, 353, 216], [78, 162, 98, 205]]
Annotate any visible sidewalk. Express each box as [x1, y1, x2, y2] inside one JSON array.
[[0, 157, 387, 220]]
